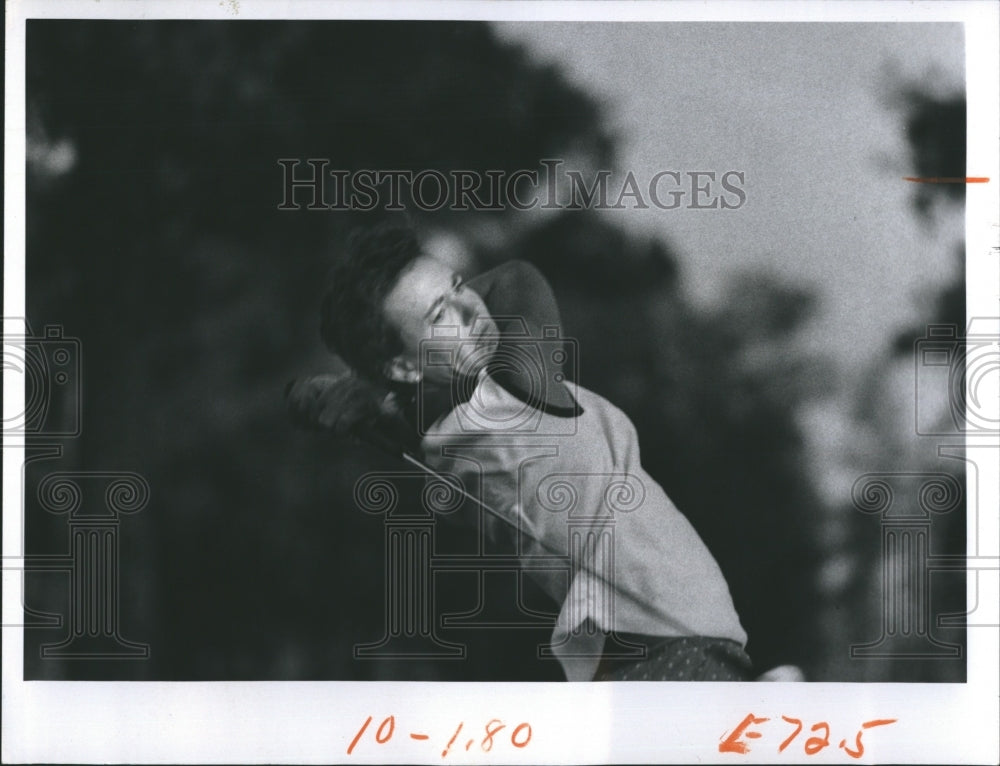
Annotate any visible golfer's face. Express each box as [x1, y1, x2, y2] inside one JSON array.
[[383, 256, 498, 383]]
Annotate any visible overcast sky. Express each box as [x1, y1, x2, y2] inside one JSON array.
[[494, 22, 965, 374]]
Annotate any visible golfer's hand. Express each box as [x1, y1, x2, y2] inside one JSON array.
[[285, 372, 393, 436]]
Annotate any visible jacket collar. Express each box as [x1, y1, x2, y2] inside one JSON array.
[[466, 261, 583, 418]]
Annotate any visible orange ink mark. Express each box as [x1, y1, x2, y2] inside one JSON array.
[[840, 734, 863, 759], [779, 716, 803, 752], [410, 733, 429, 741], [481, 719, 505, 752], [511, 722, 532, 748], [374, 715, 395, 744], [719, 713, 769, 754], [441, 721, 463, 758], [862, 718, 898, 729], [347, 715, 372, 755], [804, 721, 831, 755], [840, 718, 898, 759], [903, 176, 990, 183]]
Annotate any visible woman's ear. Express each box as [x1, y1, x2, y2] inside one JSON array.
[[384, 355, 422, 384]]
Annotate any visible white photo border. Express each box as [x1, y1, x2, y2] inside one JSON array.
[[4, 1, 998, 764]]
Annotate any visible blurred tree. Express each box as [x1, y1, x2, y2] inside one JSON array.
[[835, 87, 968, 682], [900, 90, 966, 218], [892, 88, 966, 348]]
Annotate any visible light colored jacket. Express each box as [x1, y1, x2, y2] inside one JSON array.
[[421, 370, 747, 681]]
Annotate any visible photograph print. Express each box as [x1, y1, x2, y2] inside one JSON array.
[[14, 15, 985, 691]]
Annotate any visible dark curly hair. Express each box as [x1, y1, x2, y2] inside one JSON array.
[[320, 223, 423, 381]]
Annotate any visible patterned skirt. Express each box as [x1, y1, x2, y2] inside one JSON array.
[[594, 634, 754, 681]]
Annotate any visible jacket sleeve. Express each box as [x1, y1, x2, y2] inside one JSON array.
[[421, 425, 523, 543]]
